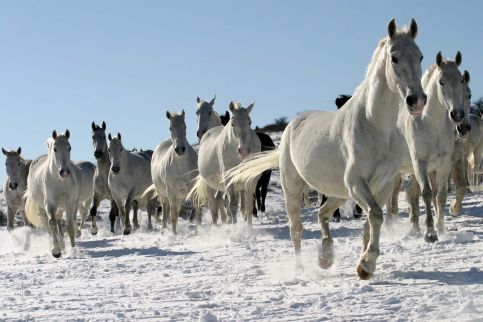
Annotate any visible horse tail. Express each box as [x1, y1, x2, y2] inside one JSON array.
[[187, 175, 209, 209], [141, 184, 158, 201], [24, 192, 43, 228], [224, 149, 280, 189]]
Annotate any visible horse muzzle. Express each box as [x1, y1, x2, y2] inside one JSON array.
[[406, 93, 427, 116], [111, 166, 120, 175], [94, 151, 103, 159], [450, 110, 465, 124], [8, 182, 18, 190], [457, 123, 471, 138], [59, 169, 71, 178], [238, 147, 251, 159], [175, 146, 186, 156]]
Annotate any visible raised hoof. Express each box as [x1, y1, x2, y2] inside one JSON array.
[[91, 227, 98, 236], [123, 229, 131, 236], [52, 252, 61, 259], [424, 231, 438, 243], [357, 265, 373, 280]]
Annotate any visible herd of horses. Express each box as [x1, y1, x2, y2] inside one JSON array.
[[2, 19, 482, 280]]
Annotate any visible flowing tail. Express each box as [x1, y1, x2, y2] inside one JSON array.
[[224, 150, 280, 189], [141, 184, 158, 201], [187, 174, 209, 209], [23, 191, 43, 228]]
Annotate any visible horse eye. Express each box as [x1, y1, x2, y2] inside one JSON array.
[[439, 80, 445, 86], [469, 94, 472, 99], [249, 121, 252, 125], [420, 56, 423, 62], [54, 148, 57, 152], [92, 135, 95, 140], [68, 147, 71, 151], [4, 162, 6, 166], [17, 162, 20, 166], [208, 112, 212, 116], [107, 148, 110, 152], [184, 126, 186, 130], [120, 148, 123, 152], [391, 56, 398, 64]]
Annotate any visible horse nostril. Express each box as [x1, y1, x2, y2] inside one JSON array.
[[94, 151, 102, 158], [406, 95, 416, 107], [111, 167, 120, 174], [422, 94, 428, 105]]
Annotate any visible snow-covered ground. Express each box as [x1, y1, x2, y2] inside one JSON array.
[[1, 133, 483, 321]]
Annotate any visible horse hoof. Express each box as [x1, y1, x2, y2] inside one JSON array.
[[424, 231, 438, 243], [357, 265, 373, 280], [91, 228, 98, 236], [52, 252, 61, 259], [133, 224, 140, 230], [318, 256, 333, 269], [123, 229, 131, 235], [76, 231, 81, 238]]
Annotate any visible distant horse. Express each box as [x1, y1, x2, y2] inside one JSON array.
[[144, 110, 200, 234], [89, 121, 119, 235], [107, 133, 157, 235], [2, 147, 31, 230], [190, 101, 261, 225], [387, 53, 469, 241], [219, 114, 275, 216], [226, 19, 426, 279], [25, 130, 95, 257]]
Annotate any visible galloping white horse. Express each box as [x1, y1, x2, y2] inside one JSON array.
[[107, 133, 156, 235], [387, 53, 470, 240], [144, 110, 200, 234], [25, 130, 95, 257], [191, 101, 261, 225], [226, 19, 426, 279], [2, 147, 31, 230]]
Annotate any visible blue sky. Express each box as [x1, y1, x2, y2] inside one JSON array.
[[1, 0, 482, 181]]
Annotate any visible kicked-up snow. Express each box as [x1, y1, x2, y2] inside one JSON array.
[[1, 133, 483, 321]]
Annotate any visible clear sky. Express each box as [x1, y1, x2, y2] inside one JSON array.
[[1, 0, 482, 181]]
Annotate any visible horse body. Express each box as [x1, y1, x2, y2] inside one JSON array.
[[226, 19, 426, 279], [2, 148, 31, 229], [25, 131, 80, 258], [149, 111, 199, 233], [108, 133, 155, 235]]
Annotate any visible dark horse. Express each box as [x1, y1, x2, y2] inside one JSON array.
[[220, 112, 275, 217], [323, 95, 363, 221]]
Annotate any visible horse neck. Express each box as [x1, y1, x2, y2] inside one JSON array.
[[421, 77, 449, 126], [96, 153, 111, 174], [19, 160, 29, 184], [208, 111, 223, 129]]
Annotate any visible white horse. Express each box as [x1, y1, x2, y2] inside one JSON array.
[[195, 96, 228, 223], [2, 147, 31, 230], [25, 130, 95, 257], [190, 101, 261, 225], [387, 53, 470, 240], [226, 19, 426, 279], [107, 133, 157, 235], [144, 110, 200, 234]]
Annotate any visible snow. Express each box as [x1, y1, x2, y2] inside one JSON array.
[[1, 132, 483, 321]]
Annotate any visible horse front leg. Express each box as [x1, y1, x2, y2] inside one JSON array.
[[405, 175, 421, 237], [46, 204, 61, 258], [109, 198, 119, 233], [168, 194, 181, 235], [346, 174, 384, 280], [206, 186, 219, 224], [434, 168, 451, 235], [317, 197, 345, 269], [216, 191, 227, 224], [76, 200, 91, 238], [67, 204, 79, 248], [6, 206, 16, 231], [226, 186, 239, 224], [89, 194, 102, 235], [123, 198, 133, 235], [413, 161, 437, 243], [385, 174, 402, 226], [450, 158, 468, 216], [132, 200, 140, 230]]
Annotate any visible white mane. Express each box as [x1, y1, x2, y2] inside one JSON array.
[[421, 63, 438, 88]]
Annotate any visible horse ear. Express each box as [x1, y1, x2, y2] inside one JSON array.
[[387, 18, 397, 38], [455, 51, 462, 66], [225, 111, 229, 118], [246, 101, 255, 113], [210, 95, 216, 106], [65, 129, 70, 139], [52, 130, 57, 139], [17, 147, 21, 155], [196, 97, 201, 104], [464, 70, 470, 83], [102, 121, 106, 130], [108, 133, 112, 141], [436, 51, 443, 68], [2, 148, 6, 156], [181, 110, 185, 118], [409, 18, 418, 38], [166, 111, 172, 120], [117, 132, 121, 140], [229, 101, 236, 112], [91, 122, 96, 131]]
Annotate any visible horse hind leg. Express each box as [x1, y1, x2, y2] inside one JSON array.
[[109, 199, 119, 233], [317, 197, 345, 269], [405, 175, 422, 237], [385, 174, 402, 226], [132, 200, 140, 230], [207, 187, 219, 224], [76, 201, 90, 238], [450, 159, 468, 217], [89, 195, 102, 235], [413, 163, 438, 243], [46, 205, 61, 258]]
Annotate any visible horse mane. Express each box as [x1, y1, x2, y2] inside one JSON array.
[[45, 138, 54, 152], [421, 63, 438, 88]]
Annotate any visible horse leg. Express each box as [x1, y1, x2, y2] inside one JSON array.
[[132, 200, 140, 230], [146, 198, 155, 230], [216, 191, 227, 224], [206, 187, 219, 224], [345, 172, 384, 280], [46, 204, 61, 258], [123, 198, 133, 235], [109, 199, 119, 233], [240, 192, 246, 221], [385, 174, 402, 226], [255, 185, 262, 211], [244, 185, 256, 226], [434, 167, 450, 234], [77, 200, 91, 238], [226, 185, 239, 224], [89, 195, 101, 235], [66, 204, 78, 248], [405, 175, 421, 237], [450, 158, 468, 216], [413, 161, 437, 243], [317, 197, 345, 269], [6, 206, 15, 231], [168, 194, 181, 235]]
